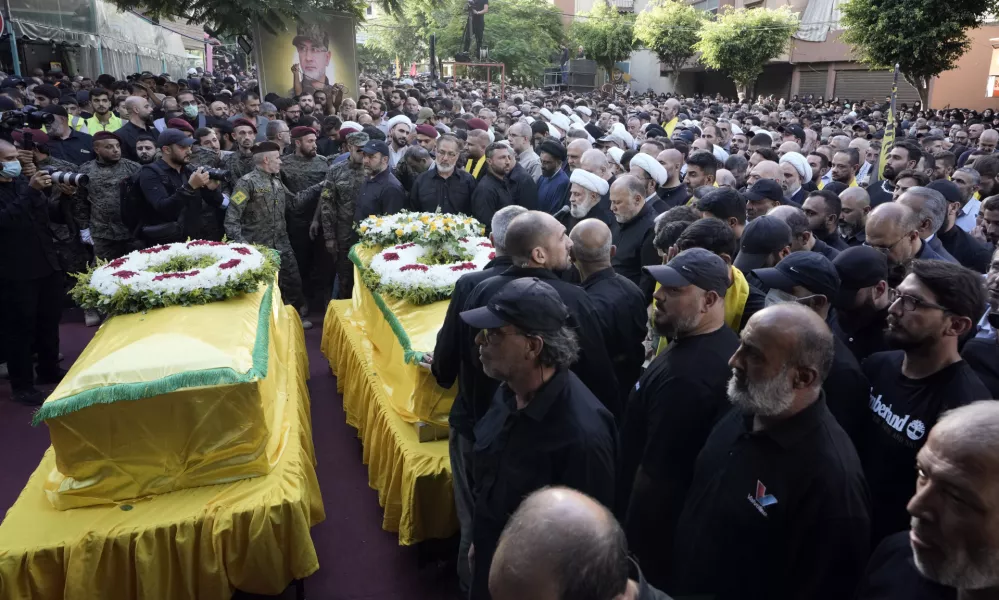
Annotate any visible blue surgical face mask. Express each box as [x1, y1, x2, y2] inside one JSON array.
[[183, 105, 199, 118], [1, 160, 21, 178]]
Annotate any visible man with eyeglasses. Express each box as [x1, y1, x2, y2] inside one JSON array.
[[506, 122, 540, 182], [857, 259, 990, 547], [865, 202, 944, 287], [409, 134, 475, 214]]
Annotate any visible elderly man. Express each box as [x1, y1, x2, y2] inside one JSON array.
[[610, 175, 660, 301], [839, 186, 872, 247], [630, 152, 669, 214], [865, 202, 944, 287], [566, 138, 591, 173], [895, 186, 960, 264], [409, 134, 475, 215], [779, 151, 812, 206], [744, 179, 785, 221], [672, 303, 872, 599], [562, 167, 617, 240], [858, 260, 989, 545], [570, 218, 645, 403], [928, 180, 993, 273], [803, 189, 850, 251], [746, 159, 782, 188], [460, 277, 618, 600], [620, 248, 740, 589], [507, 122, 541, 182], [225, 141, 309, 327], [489, 487, 673, 600]]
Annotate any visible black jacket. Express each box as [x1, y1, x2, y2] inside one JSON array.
[[581, 267, 647, 399], [46, 129, 94, 166], [938, 223, 993, 273], [471, 170, 513, 231], [408, 167, 477, 215], [927, 235, 959, 264], [137, 159, 224, 243], [657, 184, 690, 209], [509, 163, 539, 211], [613, 202, 659, 302], [355, 167, 406, 222], [116, 121, 155, 163], [0, 177, 63, 280]]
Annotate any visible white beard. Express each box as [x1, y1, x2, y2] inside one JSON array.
[[727, 367, 795, 417]]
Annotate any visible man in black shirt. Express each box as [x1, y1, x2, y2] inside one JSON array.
[[116, 96, 156, 163], [962, 247, 999, 396], [672, 303, 871, 599], [619, 248, 739, 588], [927, 180, 992, 273], [865, 202, 944, 288], [752, 251, 870, 440], [855, 531, 955, 600], [490, 487, 673, 600], [802, 189, 850, 251], [839, 186, 871, 247], [355, 139, 406, 221], [896, 187, 961, 265], [858, 259, 990, 545], [460, 278, 616, 600], [426, 204, 527, 592], [868, 141, 922, 207], [463, 0, 488, 59], [409, 134, 476, 214], [833, 246, 892, 362], [40, 105, 94, 166], [570, 219, 646, 405], [462, 211, 620, 418], [471, 143, 515, 229], [610, 174, 659, 301], [767, 204, 841, 261]]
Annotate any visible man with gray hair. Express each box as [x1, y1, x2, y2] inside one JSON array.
[[460, 277, 617, 599], [952, 166, 982, 232], [672, 303, 871, 599], [895, 187, 960, 264], [507, 121, 541, 182], [426, 205, 527, 593], [768, 205, 841, 261]]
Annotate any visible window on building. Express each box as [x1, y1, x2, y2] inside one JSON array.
[[366, 3, 373, 14], [691, 0, 719, 13], [745, 0, 765, 8]]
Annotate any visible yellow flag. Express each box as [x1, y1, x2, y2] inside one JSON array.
[[877, 64, 900, 182]]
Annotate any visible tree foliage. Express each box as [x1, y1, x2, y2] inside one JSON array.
[[365, 9, 431, 70], [437, 0, 564, 86], [695, 6, 798, 98], [571, 1, 638, 83], [108, 0, 366, 39], [634, 0, 704, 90], [840, 0, 999, 106], [356, 43, 394, 76]]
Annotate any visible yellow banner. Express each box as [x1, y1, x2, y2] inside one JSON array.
[[877, 64, 900, 181]]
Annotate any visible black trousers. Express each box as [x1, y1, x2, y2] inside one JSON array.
[[0, 270, 62, 391]]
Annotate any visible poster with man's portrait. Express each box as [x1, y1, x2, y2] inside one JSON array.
[[253, 12, 358, 99]]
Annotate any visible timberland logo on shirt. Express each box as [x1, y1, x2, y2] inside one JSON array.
[[869, 391, 912, 433], [747, 480, 778, 517], [906, 419, 926, 441]]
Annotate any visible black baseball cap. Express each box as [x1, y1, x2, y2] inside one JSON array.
[[460, 278, 569, 332], [361, 139, 390, 156], [927, 180, 962, 205], [832, 246, 888, 308], [743, 179, 785, 205], [40, 104, 69, 118], [156, 128, 194, 148], [753, 251, 841, 300], [644, 248, 730, 297], [779, 123, 806, 143], [733, 216, 793, 272]]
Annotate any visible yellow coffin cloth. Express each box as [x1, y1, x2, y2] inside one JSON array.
[[349, 245, 456, 425], [0, 304, 325, 600], [321, 297, 457, 545], [36, 283, 290, 510]]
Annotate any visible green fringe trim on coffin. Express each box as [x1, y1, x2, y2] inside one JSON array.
[[348, 245, 424, 365], [32, 283, 274, 426]]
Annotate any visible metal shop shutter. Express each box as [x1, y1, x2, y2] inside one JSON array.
[[833, 70, 921, 104], [798, 69, 827, 98]]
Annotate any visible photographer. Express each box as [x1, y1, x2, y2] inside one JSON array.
[[39, 105, 93, 166], [135, 128, 224, 245], [72, 131, 141, 260], [0, 139, 67, 406]]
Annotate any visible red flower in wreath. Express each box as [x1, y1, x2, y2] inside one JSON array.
[[383, 252, 400, 261], [139, 245, 170, 254], [219, 259, 242, 270], [488, 252, 496, 260], [395, 243, 416, 250], [186, 240, 223, 248], [232, 247, 252, 256], [106, 258, 128, 269], [400, 264, 429, 272], [478, 242, 493, 248], [450, 262, 476, 272], [113, 270, 138, 279]]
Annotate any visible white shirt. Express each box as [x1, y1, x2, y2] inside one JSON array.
[[956, 197, 981, 233]]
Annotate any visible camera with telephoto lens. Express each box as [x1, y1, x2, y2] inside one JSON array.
[[41, 167, 89, 187], [205, 168, 230, 181], [0, 106, 55, 133]]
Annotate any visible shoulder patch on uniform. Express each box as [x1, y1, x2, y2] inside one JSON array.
[[232, 190, 248, 205]]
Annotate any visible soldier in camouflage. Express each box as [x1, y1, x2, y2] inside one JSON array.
[[222, 118, 257, 188], [281, 126, 329, 312], [72, 131, 142, 261], [189, 127, 228, 241], [301, 130, 367, 300], [225, 141, 311, 329]]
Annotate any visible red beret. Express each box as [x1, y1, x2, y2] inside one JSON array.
[[231, 118, 257, 133], [290, 126, 317, 139], [415, 124, 438, 139], [167, 118, 195, 133], [93, 131, 121, 143], [467, 118, 488, 131], [12, 128, 49, 146], [337, 127, 359, 137]]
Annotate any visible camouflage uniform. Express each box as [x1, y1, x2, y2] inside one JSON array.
[[37, 155, 90, 278], [72, 158, 142, 261], [281, 152, 330, 307], [222, 150, 255, 188], [189, 145, 227, 241], [225, 168, 304, 308], [304, 151, 365, 299]]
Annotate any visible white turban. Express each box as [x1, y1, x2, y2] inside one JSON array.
[[569, 113, 583, 126], [539, 108, 554, 122], [525, 116, 536, 124], [571, 168, 609, 196], [547, 122, 564, 139], [779, 151, 812, 182], [610, 122, 635, 150], [551, 113, 572, 134], [629, 152, 669, 186], [730, 123, 744, 135], [607, 147, 625, 166], [340, 120, 362, 131], [387, 115, 412, 132], [560, 104, 573, 115], [575, 106, 592, 118]]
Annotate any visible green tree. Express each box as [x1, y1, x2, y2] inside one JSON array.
[[436, 0, 564, 86], [365, 9, 431, 70], [109, 0, 365, 39], [571, 1, 638, 88], [840, 0, 999, 106], [634, 0, 704, 91], [695, 6, 798, 100], [356, 42, 394, 76]]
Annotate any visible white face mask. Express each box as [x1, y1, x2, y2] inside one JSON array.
[[764, 287, 799, 308]]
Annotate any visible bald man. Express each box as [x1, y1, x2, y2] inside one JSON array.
[[570, 218, 646, 403], [661, 98, 681, 136], [507, 121, 541, 182], [839, 186, 871, 246], [715, 168, 736, 187], [865, 202, 944, 286], [656, 148, 690, 208], [490, 487, 672, 600], [856, 401, 999, 598], [566, 138, 591, 173], [610, 175, 661, 301], [116, 95, 155, 162], [672, 303, 871, 599], [778, 141, 801, 159], [746, 159, 782, 187]]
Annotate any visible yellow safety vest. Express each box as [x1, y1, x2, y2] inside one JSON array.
[[655, 265, 751, 355], [662, 117, 678, 137]]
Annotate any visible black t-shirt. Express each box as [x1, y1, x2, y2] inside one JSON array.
[[859, 351, 990, 544], [618, 326, 740, 588], [962, 337, 999, 398], [854, 531, 955, 600], [824, 335, 871, 443], [471, 0, 487, 20]]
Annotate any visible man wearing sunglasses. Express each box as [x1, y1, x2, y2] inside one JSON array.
[[865, 202, 944, 288], [857, 259, 989, 547]]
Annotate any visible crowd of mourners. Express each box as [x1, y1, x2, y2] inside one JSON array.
[[5, 64, 999, 600]]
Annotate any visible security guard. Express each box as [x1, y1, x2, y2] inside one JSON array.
[[281, 126, 328, 312], [225, 141, 311, 329]]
